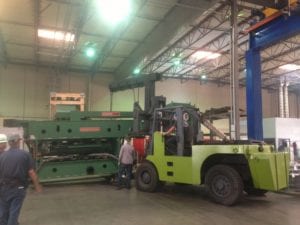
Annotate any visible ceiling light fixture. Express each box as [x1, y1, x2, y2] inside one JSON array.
[[85, 47, 96, 58], [38, 29, 75, 42], [201, 74, 207, 79], [133, 68, 140, 75], [96, 0, 132, 25], [192, 51, 221, 60], [279, 64, 300, 71], [173, 58, 181, 66]]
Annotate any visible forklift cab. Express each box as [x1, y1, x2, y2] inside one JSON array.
[[150, 106, 200, 157]]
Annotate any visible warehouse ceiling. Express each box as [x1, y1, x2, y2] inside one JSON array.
[[0, 0, 300, 93]]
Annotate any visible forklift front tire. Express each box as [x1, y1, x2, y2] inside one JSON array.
[[136, 162, 159, 192]]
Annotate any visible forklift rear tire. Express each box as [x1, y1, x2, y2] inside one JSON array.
[[136, 162, 159, 192], [205, 164, 243, 206]]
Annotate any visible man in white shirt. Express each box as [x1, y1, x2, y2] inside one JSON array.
[[117, 137, 135, 189]]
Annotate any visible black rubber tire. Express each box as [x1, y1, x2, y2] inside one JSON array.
[[244, 187, 267, 196], [205, 164, 243, 206], [136, 162, 159, 192]]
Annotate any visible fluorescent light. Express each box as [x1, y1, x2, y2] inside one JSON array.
[[133, 68, 140, 75], [207, 52, 221, 59], [192, 51, 221, 60], [96, 0, 132, 25], [38, 29, 75, 42], [192, 51, 211, 60], [279, 64, 300, 71]]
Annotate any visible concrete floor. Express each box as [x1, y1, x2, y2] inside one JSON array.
[[20, 182, 300, 225]]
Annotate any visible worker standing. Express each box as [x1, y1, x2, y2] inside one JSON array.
[[163, 112, 191, 155], [117, 136, 135, 190], [163, 115, 177, 154], [0, 134, 42, 225], [0, 134, 7, 155]]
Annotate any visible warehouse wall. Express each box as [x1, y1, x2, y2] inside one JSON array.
[[0, 65, 49, 119], [0, 65, 299, 127], [0, 64, 113, 120]]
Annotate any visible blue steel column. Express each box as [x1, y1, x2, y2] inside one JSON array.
[[246, 14, 300, 140], [246, 49, 263, 141]]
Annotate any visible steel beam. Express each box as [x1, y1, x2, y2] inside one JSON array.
[[33, 0, 40, 66], [243, 0, 288, 9], [230, 0, 240, 140], [139, 2, 228, 75], [246, 49, 263, 140], [250, 14, 300, 49], [246, 14, 300, 140], [63, 0, 90, 71], [211, 39, 300, 83], [0, 19, 141, 45]]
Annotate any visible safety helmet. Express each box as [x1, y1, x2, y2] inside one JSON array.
[[0, 134, 8, 143]]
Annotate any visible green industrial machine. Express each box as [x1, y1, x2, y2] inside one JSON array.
[[19, 111, 133, 184], [135, 106, 290, 205]]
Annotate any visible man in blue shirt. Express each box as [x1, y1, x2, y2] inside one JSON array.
[[0, 134, 42, 225]]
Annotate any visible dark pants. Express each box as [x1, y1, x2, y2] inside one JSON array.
[[166, 136, 177, 155], [0, 185, 26, 225], [118, 164, 132, 189]]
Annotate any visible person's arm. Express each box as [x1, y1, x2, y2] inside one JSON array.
[[28, 169, 42, 193], [118, 146, 124, 165], [163, 125, 176, 136]]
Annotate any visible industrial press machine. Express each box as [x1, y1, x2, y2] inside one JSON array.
[[7, 111, 133, 184]]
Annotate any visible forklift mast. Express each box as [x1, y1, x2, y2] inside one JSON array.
[[109, 73, 166, 135]]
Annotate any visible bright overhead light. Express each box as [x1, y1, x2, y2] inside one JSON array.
[[85, 47, 96, 58], [279, 64, 300, 71], [96, 0, 132, 25], [207, 52, 221, 59], [192, 51, 221, 60], [173, 58, 181, 66], [201, 74, 207, 79], [133, 68, 140, 75], [38, 29, 75, 42]]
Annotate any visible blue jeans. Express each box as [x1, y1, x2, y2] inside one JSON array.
[[118, 164, 132, 189], [0, 185, 26, 225]]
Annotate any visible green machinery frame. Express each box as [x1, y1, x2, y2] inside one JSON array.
[[22, 111, 133, 184]]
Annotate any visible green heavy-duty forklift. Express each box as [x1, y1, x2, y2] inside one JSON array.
[[135, 105, 290, 206]]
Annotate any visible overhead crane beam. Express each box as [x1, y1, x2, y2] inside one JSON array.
[[246, 12, 300, 140], [243, 0, 288, 8]]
